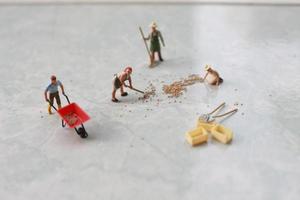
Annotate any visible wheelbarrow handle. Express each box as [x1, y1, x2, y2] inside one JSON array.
[[63, 93, 71, 104], [47, 93, 70, 109], [47, 100, 64, 126], [47, 100, 58, 111]]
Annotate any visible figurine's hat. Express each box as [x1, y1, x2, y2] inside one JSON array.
[[205, 65, 212, 71], [150, 22, 158, 28]]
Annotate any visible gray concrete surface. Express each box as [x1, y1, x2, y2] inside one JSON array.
[[0, 3, 299, 200]]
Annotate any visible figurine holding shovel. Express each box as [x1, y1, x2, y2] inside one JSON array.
[[111, 67, 133, 103]]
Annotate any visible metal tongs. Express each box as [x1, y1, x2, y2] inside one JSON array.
[[199, 102, 238, 123]]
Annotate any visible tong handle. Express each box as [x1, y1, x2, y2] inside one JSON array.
[[208, 102, 226, 115], [212, 108, 238, 119]]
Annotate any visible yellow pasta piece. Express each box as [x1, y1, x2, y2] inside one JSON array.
[[186, 127, 208, 146], [211, 124, 233, 144], [197, 118, 216, 131]]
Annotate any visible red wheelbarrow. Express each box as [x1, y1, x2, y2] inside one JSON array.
[[48, 94, 90, 138]]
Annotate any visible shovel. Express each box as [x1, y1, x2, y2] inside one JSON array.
[[124, 84, 146, 98]]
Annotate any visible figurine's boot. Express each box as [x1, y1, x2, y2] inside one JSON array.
[[149, 54, 155, 67], [158, 51, 164, 62], [48, 105, 52, 115]]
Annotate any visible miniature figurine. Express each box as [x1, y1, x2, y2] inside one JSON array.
[[44, 75, 65, 114], [144, 22, 165, 67], [112, 67, 133, 102], [203, 65, 223, 86]]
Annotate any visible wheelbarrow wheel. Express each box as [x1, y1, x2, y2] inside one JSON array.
[[78, 127, 88, 138], [81, 132, 88, 138]]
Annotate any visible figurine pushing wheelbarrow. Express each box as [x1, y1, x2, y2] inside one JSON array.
[[47, 94, 90, 138]]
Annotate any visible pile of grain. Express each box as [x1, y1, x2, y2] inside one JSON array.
[[139, 83, 156, 101], [163, 81, 186, 97], [163, 74, 203, 97]]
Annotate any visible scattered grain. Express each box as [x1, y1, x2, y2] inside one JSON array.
[[163, 74, 203, 97]]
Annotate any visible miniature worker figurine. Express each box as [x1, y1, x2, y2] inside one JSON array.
[[144, 22, 165, 67], [112, 67, 133, 103], [203, 65, 223, 86], [44, 75, 65, 114]]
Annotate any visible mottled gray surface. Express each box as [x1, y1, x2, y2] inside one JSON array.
[[0, 4, 299, 200]]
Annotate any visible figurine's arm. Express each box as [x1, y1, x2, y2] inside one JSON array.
[[159, 31, 165, 46], [128, 76, 133, 88], [121, 74, 132, 89], [59, 81, 65, 95], [44, 85, 49, 102], [215, 71, 220, 85], [119, 73, 125, 85], [120, 84, 124, 93], [44, 90, 49, 102], [203, 72, 208, 80], [144, 33, 150, 41]]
